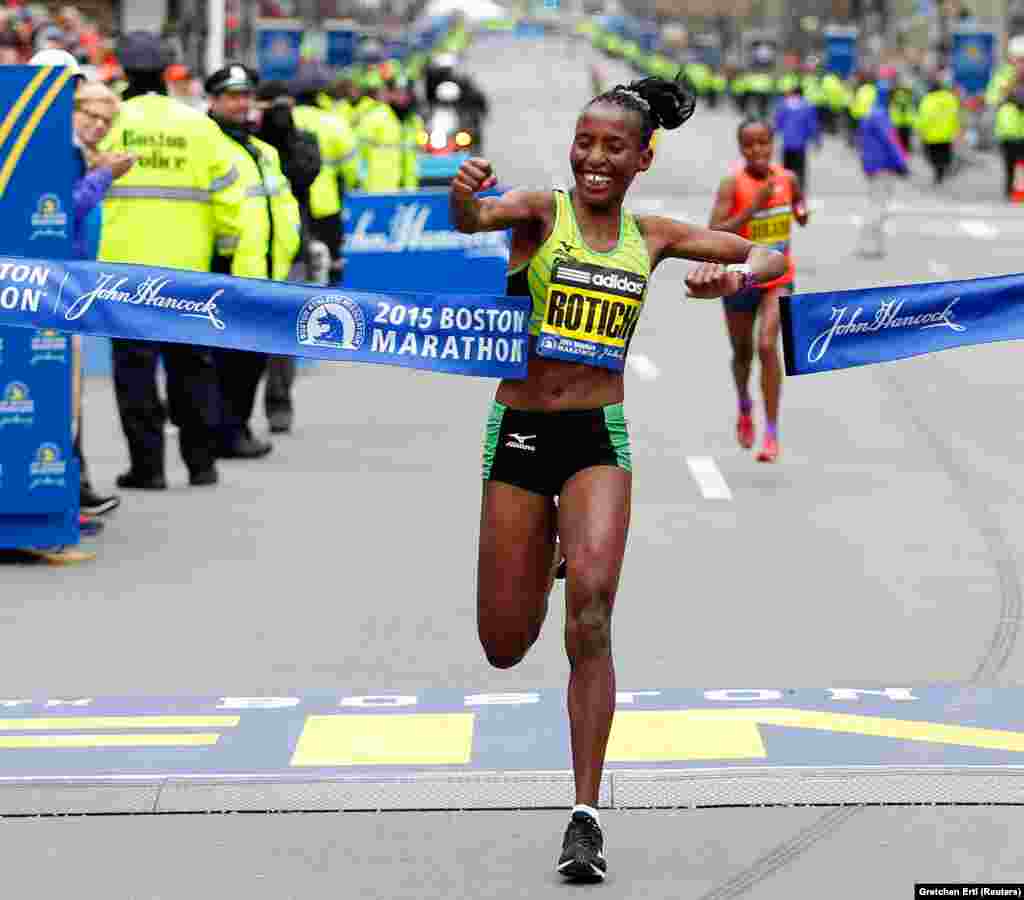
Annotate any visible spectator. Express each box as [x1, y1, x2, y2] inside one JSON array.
[[773, 82, 819, 189], [0, 30, 20, 65], [855, 81, 909, 258], [70, 75, 135, 519], [254, 78, 323, 433]]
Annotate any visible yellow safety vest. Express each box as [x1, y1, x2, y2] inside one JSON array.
[[995, 102, 1024, 141], [400, 113, 424, 190], [292, 104, 359, 219], [357, 103, 403, 193], [916, 90, 960, 144], [219, 133, 301, 281], [99, 93, 244, 271], [851, 83, 877, 120]]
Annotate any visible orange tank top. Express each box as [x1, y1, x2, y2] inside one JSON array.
[[730, 163, 795, 289]]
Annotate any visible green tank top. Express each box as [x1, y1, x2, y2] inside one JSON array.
[[506, 190, 650, 372]]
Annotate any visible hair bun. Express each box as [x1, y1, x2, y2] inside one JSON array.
[[629, 75, 697, 131]]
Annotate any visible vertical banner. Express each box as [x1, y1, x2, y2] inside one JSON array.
[[341, 190, 509, 294], [325, 22, 358, 68], [952, 26, 995, 97], [255, 19, 304, 81], [0, 65, 77, 548], [824, 26, 858, 80]]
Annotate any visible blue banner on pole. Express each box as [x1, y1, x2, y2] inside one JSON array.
[[342, 189, 509, 294], [824, 27, 858, 80], [0, 257, 530, 381], [952, 27, 995, 97], [780, 275, 1024, 376], [0, 66, 77, 546], [256, 21, 304, 81], [326, 27, 357, 68]]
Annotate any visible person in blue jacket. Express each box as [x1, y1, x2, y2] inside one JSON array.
[[68, 73, 136, 519], [773, 82, 819, 189], [855, 79, 908, 259]]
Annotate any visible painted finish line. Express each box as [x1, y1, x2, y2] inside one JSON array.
[[1, 687, 1023, 779]]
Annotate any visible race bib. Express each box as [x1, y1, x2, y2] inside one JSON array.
[[535, 260, 647, 371], [748, 205, 792, 249]]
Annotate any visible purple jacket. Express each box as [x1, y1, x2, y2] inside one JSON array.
[[72, 145, 113, 260], [773, 97, 819, 152], [858, 105, 909, 176]]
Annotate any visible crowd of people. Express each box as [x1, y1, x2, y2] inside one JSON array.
[[5, 22, 477, 546]]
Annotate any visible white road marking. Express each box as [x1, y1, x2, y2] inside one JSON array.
[[627, 352, 660, 380], [686, 456, 733, 500], [959, 219, 998, 240]]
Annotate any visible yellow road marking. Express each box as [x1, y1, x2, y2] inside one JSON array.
[[0, 68, 75, 198], [0, 716, 240, 731], [291, 714, 475, 767], [0, 734, 222, 749], [0, 68, 51, 158], [607, 710, 768, 762], [607, 709, 1024, 763]]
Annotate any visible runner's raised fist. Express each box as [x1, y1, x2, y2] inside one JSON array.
[[452, 157, 497, 195]]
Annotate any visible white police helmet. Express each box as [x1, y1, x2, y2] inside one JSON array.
[[30, 48, 83, 79], [436, 80, 462, 102]]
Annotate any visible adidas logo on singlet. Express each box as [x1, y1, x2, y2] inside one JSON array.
[[555, 267, 644, 297], [591, 273, 645, 296]]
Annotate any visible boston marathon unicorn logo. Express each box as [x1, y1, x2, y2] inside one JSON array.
[[30, 193, 68, 239], [28, 441, 67, 489], [0, 380, 33, 428], [296, 295, 366, 351]]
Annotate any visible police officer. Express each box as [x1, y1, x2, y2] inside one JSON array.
[[391, 73, 424, 190], [357, 69, 403, 192], [99, 32, 245, 489], [916, 74, 961, 185], [291, 74, 359, 284], [996, 82, 1024, 199], [206, 63, 302, 458], [254, 80, 324, 434]]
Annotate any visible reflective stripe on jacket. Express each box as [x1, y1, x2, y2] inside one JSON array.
[[99, 93, 244, 272]]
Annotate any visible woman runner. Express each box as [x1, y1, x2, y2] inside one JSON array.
[[450, 77, 785, 883], [709, 118, 808, 462]]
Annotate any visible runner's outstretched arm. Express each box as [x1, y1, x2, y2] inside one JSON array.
[[450, 157, 549, 233], [641, 214, 786, 295]]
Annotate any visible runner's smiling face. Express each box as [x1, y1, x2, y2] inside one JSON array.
[[739, 122, 774, 178], [571, 103, 652, 210]]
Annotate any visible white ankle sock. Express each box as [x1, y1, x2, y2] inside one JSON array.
[[572, 803, 600, 825]]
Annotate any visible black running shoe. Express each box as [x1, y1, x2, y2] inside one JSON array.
[[557, 812, 606, 882], [80, 486, 120, 517]]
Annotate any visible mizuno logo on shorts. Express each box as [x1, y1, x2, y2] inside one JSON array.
[[505, 432, 536, 451]]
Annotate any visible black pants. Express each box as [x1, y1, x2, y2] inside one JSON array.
[[782, 148, 806, 189], [264, 356, 296, 421], [1002, 141, 1024, 198], [924, 142, 953, 183], [213, 347, 267, 446], [112, 339, 220, 477]]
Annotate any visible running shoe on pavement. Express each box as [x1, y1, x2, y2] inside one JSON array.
[[756, 437, 779, 463], [736, 413, 755, 449], [557, 811, 607, 882]]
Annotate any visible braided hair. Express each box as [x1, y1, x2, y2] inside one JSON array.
[[588, 73, 697, 148]]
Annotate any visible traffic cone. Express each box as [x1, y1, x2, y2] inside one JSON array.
[[1012, 160, 1024, 203]]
